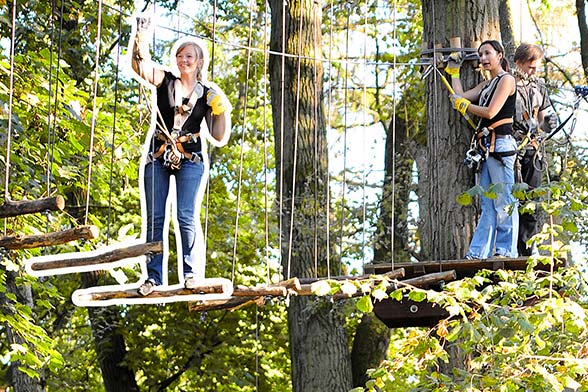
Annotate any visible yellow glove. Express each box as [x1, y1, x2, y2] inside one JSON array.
[[450, 94, 470, 115], [445, 52, 461, 78], [207, 89, 227, 116]]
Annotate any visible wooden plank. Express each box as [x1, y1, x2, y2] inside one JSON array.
[[0, 225, 99, 250], [0, 195, 65, 218], [364, 256, 565, 279], [28, 241, 163, 272], [373, 298, 449, 328]]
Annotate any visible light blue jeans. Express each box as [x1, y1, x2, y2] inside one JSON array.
[[144, 159, 205, 285], [466, 135, 519, 259]]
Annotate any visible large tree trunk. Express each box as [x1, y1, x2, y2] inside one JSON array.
[[82, 272, 139, 392], [268, 0, 353, 391], [420, 0, 501, 262], [5, 268, 44, 392], [577, 0, 588, 81], [499, 0, 516, 62], [420, 0, 501, 377], [350, 313, 391, 388]]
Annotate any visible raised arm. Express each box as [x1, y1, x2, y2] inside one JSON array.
[[131, 17, 165, 87], [204, 87, 232, 145]]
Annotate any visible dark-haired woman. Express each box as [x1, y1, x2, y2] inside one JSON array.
[[449, 40, 518, 259]]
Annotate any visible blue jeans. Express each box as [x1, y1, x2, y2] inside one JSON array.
[[466, 136, 519, 258], [144, 159, 205, 285]]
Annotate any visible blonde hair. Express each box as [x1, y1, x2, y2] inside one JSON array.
[[176, 42, 204, 80]]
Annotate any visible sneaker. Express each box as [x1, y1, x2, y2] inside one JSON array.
[[138, 280, 156, 296], [184, 277, 201, 290], [493, 254, 507, 259]]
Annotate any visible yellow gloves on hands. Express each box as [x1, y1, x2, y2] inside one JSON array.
[[450, 94, 470, 116], [444, 52, 461, 79], [207, 89, 227, 116]]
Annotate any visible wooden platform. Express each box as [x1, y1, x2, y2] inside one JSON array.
[[365, 256, 565, 328], [364, 256, 563, 280]]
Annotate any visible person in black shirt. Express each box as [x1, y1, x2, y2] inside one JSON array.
[[131, 17, 231, 295], [448, 40, 518, 259]]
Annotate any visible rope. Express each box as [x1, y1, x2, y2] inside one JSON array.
[[338, 4, 351, 276], [390, 0, 397, 270], [325, 0, 334, 280], [230, 0, 256, 283], [83, 0, 104, 226], [105, 6, 124, 245], [262, 0, 271, 284], [286, 0, 305, 280], [360, 2, 369, 269], [3, 0, 17, 233]]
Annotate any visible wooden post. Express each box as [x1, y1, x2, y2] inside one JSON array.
[[0, 225, 99, 250], [0, 196, 65, 218], [28, 241, 163, 272]]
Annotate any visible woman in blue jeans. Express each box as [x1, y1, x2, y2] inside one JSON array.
[[447, 40, 518, 259], [131, 17, 231, 295]]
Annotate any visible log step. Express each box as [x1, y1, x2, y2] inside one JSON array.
[[73, 277, 233, 307], [0, 225, 99, 250], [0, 195, 65, 218], [25, 241, 163, 276]]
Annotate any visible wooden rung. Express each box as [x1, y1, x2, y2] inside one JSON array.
[[0, 195, 65, 218], [234, 285, 287, 297], [28, 241, 163, 272], [190, 296, 265, 312], [298, 268, 405, 284], [0, 225, 99, 250], [72, 278, 233, 307], [401, 270, 457, 287]]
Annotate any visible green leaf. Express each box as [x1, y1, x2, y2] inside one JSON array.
[[408, 290, 426, 302], [456, 192, 472, 206], [356, 295, 374, 313]]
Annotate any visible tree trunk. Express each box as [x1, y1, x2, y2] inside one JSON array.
[[499, 0, 516, 62], [82, 272, 139, 392], [420, 0, 501, 377], [577, 0, 588, 81], [268, 0, 353, 390], [420, 0, 501, 262], [350, 313, 391, 387], [5, 269, 44, 392]]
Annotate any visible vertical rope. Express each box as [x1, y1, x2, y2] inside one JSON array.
[[263, 0, 271, 284], [83, 0, 104, 225], [231, 0, 256, 282], [390, 0, 398, 268], [286, 0, 305, 279], [360, 1, 369, 269], [338, 4, 351, 276], [3, 0, 17, 218], [105, 6, 124, 244], [325, 0, 334, 279], [279, 0, 286, 277]]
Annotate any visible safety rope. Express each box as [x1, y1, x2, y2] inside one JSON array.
[[390, 0, 398, 270], [230, 0, 256, 283], [3, 0, 17, 236], [83, 0, 104, 226]]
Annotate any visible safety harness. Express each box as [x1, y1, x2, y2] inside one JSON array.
[[151, 79, 204, 170]]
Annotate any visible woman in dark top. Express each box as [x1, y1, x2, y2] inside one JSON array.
[[448, 40, 518, 259], [131, 17, 231, 295]]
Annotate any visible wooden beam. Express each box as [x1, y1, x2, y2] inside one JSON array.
[[297, 268, 405, 284], [189, 296, 265, 312], [29, 241, 163, 271], [0, 225, 99, 250], [0, 196, 65, 218]]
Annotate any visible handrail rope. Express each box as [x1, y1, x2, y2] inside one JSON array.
[[262, 0, 271, 284], [203, 0, 218, 247], [3, 0, 17, 236], [286, 0, 305, 280], [325, 0, 334, 280], [279, 0, 286, 278], [105, 6, 124, 245], [83, 0, 104, 226], [430, 1, 440, 263], [360, 2, 368, 270], [312, 2, 320, 279], [390, 0, 397, 270], [230, 0, 256, 283], [337, 4, 351, 276]]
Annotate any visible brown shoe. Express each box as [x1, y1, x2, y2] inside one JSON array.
[[138, 280, 156, 296]]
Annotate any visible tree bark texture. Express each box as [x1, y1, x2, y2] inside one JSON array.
[[577, 0, 588, 81], [350, 313, 391, 388], [5, 268, 44, 392], [82, 272, 139, 392], [268, 0, 353, 390], [420, 0, 501, 261], [373, 97, 416, 263], [499, 0, 516, 62]]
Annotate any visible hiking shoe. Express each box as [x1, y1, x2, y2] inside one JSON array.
[[138, 280, 157, 296], [184, 277, 202, 290]]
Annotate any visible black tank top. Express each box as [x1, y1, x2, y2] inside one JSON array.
[[478, 74, 516, 135]]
